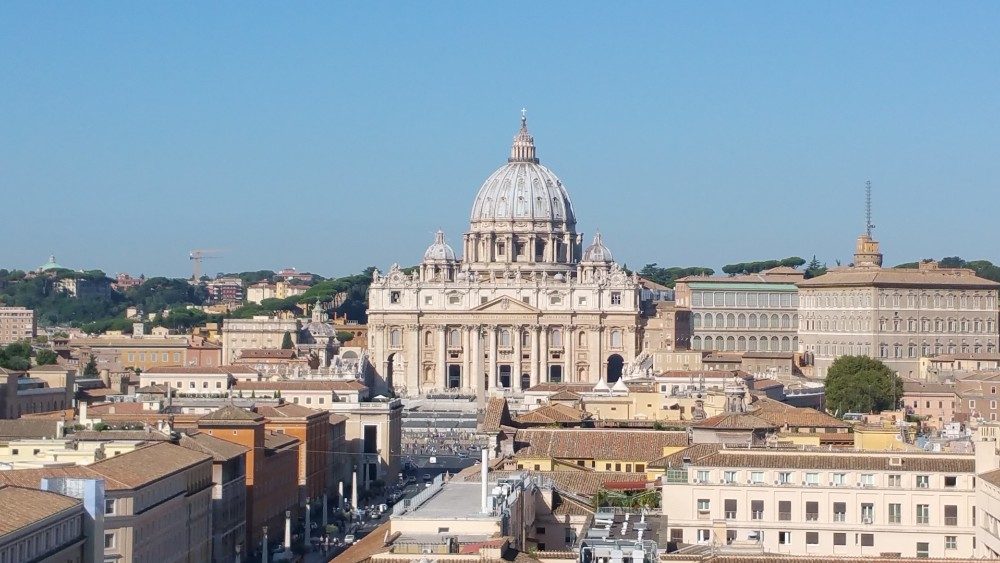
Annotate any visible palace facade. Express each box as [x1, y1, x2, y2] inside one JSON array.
[[367, 115, 642, 399]]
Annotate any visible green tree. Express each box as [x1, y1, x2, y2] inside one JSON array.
[[281, 331, 294, 349], [0, 342, 32, 370], [637, 263, 715, 288], [335, 331, 355, 344], [824, 355, 902, 415], [804, 255, 827, 279], [83, 355, 100, 377], [35, 349, 58, 365]]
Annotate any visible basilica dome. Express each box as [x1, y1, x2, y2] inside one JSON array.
[[469, 114, 576, 227], [423, 230, 457, 262], [582, 231, 614, 263]]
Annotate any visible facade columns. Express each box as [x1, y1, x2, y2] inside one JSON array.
[[437, 326, 447, 390], [539, 327, 549, 383], [589, 327, 602, 381], [471, 325, 483, 402], [462, 325, 472, 392], [405, 324, 420, 395], [512, 325, 522, 389], [530, 326, 540, 387], [488, 325, 498, 391], [565, 325, 574, 382]]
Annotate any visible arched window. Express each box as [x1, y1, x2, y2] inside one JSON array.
[[449, 329, 461, 347], [500, 329, 511, 347], [522, 330, 531, 348], [748, 314, 758, 328], [715, 313, 724, 328], [748, 336, 758, 351], [704, 314, 713, 328], [781, 314, 791, 329], [424, 331, 432, 346], [693, 313, 703, 328], [551, 329, 563, 348], [578, 331, 587, 347], [610, 330, 623, 349], [737, 336, 746, 351], [726, 314, 736, 328], [692, 336, 702, 350], [715, 336, 724, 350], [781, 336, 790, 351], [737, 314, 747, 328], [390, 329, 402, 348], [770, 314, 780, 328], [726, 336, 736, 351], [770, 336, 780, 350]]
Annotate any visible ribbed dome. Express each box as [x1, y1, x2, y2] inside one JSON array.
[[582, 232, 614, 263], [423, 230, 457, 262], [469, 114, 575, 226]]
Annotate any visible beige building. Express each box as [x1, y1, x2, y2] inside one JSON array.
[[0, 485, 86, 563], [674, 267, 804, 354], [798, 231, 999, 378], [246, 279, 310, 305], [0, 306, 35, 345], [140, 365, 261, 396], [0, 441, 214, 562], [659, 444, 976, 558], [368, 115, 642, 399], [221, 316, 299, 364]]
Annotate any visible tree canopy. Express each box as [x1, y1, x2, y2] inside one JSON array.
[[894, 256, 1000, 283], [824, 355, 902, 415], [804, 255, 828, 279], [0, 342, 32, 371], [721, 257, 805, 276], [638, 264, 715, 288], [35, 349, 58, 365]]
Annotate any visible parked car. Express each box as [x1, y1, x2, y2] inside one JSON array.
[[344, 534, 356, 545]]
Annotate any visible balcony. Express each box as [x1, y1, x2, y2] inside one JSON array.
[[833, 514, 846, 523], [725, 511, 736, 520], [806, 514, 819, 521], [665, 469, 689, 484]]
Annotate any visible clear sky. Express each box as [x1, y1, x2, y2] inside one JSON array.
[[2, 2, 998, 279]]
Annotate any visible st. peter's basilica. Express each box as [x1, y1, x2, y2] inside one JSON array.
[[367, 113, 643, 400]]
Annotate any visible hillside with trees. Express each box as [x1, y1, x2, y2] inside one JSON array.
[[638, 264, 715, 288], [720, 256, 805, 276]]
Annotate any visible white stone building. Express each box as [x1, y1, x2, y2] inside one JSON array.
[[367, 114, 642, 399]]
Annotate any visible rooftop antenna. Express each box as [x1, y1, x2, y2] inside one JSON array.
[[865, 180, 875, 238]]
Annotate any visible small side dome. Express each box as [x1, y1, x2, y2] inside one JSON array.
[[553, 273, 565, 282], [423, 230, 457, 262], [582, 231, 614, 263]]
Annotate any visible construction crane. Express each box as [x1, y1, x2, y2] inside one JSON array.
[[189, 249, 223, 281]]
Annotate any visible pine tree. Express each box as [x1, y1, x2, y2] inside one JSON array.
[[281, 331, 293, 349]]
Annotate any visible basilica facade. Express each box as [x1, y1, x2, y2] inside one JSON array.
[[367, 115, 642, 399]]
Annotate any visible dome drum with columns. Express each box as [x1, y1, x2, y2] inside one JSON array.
[[367, 113, 642, 402]]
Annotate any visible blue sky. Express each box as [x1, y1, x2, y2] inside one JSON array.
[[2, 2, 998, 278]]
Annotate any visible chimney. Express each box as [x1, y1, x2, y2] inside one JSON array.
[[481, 448, 489, 514]]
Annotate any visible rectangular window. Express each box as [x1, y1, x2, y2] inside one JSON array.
[[104, 499, 115, 515], [861, 503, 874, 523], [535, 527, 545, 535], [723, 470, 736, 483], [696, 470, 710, 482], [860, 533, 874, 547], [697, 499, 710, 512], [724, 499, 737, 519], [778, 500, 791, 521], [916, 504, 930, 524], [860, 473, 874, 486], [805, 501, 819, 521], [104, 533, 115, 549], [696, 529, 711, 544], [888, 503, 901, 524], [611, 292, 622, 305], [806, 531, 819, 545], [833, 502, 846, 522], [750, 471, 764, 484], [833, 532, 846, 546], [944, 476, 957, 488], [778, 531, 791, 545], [805, 472, 819, 485], [832, 472, 846, 486], [944, 504, 958, 526], [751, 500, 764, 520], [916, 475, 929, 488], [916, 542, 929, 558], [945, 536, 957, 550], [778, 471, 791, 484], [888, 474, 902, 487]]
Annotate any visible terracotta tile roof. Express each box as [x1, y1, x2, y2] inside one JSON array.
[[676, 271, 804, 284], [264, 430, 299, 452], [551, 492, 594, 517], [255, 403, 326, 419], [0, 465, 126, 490], [513, 428, 688, 462], [144, 366, 232, 374], [233, 379, 366, 391], [902, 380, 956, 395], [87, 442, 212, 489], [481, 396, 512, 432], [72, 429, 172, 442], [0, 419, 62, 439], [548, 390, 583, 401], [330, 520, 392, 563], [179, 431, 249, 461], [329, 413, 348, 425], [750, 400, 850, 429], [514, 403, 590, 425], [692, 412, 776, 430], [238, 348, 298, 359], [748, 378, 784, 390], [198, 405, 265, 423], [86, 402, 148, 416], [0, 486, 82, 537], [980, 468, 1000, 488], [658, 444, 974, 472], [648, 444, 720, 469], [797, 266, 1000, 288]]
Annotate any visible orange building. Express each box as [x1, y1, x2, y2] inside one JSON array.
[[256, 403, 330, 504], [196, 406, 299, 547]]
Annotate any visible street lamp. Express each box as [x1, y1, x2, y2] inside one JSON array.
[[261, 526, 268, 563]]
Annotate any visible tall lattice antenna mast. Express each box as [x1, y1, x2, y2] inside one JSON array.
[[865, 180, 875, 237]]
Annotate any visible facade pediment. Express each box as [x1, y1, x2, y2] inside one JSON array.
[[472, 296, 541, 314]]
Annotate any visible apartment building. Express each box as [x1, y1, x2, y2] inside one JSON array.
[[69, 334, 221, 371], [205, 277, 245, 304], [0, 485, 86, 563], [140, 365, 259, 396], [221, 316, 299, 364], [256, 403, 330, 504], [0, 442, 215, 562], [902, 380, 958, 430], [0, 306, 36, 345], [505, 428, 688, 475], [673, 267, 804, 353], [659, 444, 976, 558], [0, 367, 73, 419]]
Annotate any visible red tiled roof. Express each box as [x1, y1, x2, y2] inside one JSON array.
[[234, 380, 366, 391], [513, 428, 687, 462]]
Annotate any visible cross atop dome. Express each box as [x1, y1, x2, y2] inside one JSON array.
[[509, 109, 538, 164]]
